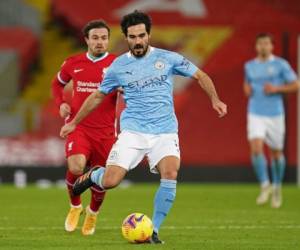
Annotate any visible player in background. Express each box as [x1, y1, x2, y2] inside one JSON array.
[[51, 20, 118, 235], [60, 11, 227, 243], [244, 33, 300, 208]]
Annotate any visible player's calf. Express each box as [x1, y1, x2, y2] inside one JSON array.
[[90, 186, 106, 212], [73, 165, 126, 195], [101, 165, 127, 189]]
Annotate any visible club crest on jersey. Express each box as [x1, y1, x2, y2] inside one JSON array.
[[109, 150, 118, 161], [155, 61, 165, 70], [68, 141, 74, 151]]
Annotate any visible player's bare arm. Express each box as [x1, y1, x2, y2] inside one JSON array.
[[264, 80, 300, 94], [243, 81, 252, 97], [193, 69, 227, 117], [59, 103, 71, 118], [59, 81, 73, 118], [60, 90, 106, 138]]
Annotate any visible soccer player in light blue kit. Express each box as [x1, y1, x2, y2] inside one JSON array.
[[61, 10, 227, 243], [244, 33, 299, 208]]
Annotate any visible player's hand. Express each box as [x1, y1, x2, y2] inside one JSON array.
[[264, 83, 279, 95], [244, 83, 252, 97], [60, 122, 76, 138], [117, 87, 124, 94], [59, 103, 71, 118], [212, 98, 227, 118]]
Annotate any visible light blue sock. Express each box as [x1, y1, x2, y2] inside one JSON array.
[[251, 154, 269, 185], [91, 167, 105, 189], [271, 156, 286, 186], [152, 179, 177, 233]]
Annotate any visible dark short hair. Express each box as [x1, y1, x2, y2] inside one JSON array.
[[120, 10, 152, 36], [82, 19, 110, 38], [255, 32, 274, 43]]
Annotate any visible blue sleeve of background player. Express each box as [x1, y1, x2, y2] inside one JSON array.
[[244, 64, 251, 83], [171, 52, 198, 77], [98, 64, 120, 94], [281, 60, 297, 84]]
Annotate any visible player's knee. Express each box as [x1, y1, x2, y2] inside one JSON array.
[[68, 156, 85, 175], [271, 150, 283, 160], [68, 162, 84, 175], [250, 139, 264, 156], [251, 147, 263, 156], [161, 169, 178, 180]]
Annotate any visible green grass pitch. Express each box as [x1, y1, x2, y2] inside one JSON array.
[[0, 183, 299, 250]]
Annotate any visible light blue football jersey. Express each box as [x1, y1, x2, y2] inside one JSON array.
[[99, 47, 198, 134], [244, 55, 297, 116]]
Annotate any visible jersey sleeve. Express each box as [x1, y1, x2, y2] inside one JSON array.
[[281, 60, 297, 83], [52, 58, 73, 108], [171, 52, 198, 77], [98, 64, 121, 94], [51, 77, 65, 107], [57, 59, 72, 84]]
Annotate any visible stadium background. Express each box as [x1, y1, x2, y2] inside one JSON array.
[[0, 0, 300, 184]]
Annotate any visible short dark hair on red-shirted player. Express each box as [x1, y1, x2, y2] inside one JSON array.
[[121, 10, 152, 36], [82, 19, 110, 38], [255, 32, 274, 43]]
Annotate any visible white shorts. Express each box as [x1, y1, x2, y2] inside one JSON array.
[[247, 114, 285, 150], [106, 130, 180, 174]]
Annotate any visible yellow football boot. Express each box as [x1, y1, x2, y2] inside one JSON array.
[[82, 206, 98, 235], [64, 205, 83, 232]]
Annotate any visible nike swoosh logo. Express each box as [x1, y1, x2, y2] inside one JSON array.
[[74, 69, 83, 73], [135, 214, 144, 222]]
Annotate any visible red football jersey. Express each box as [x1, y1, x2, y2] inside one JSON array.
[[53, 52, 117, 139]]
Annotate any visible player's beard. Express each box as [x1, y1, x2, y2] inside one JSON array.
[[91, 46, 106, 57], [259, 50, 271, 59], [130, 43, 148, 58]]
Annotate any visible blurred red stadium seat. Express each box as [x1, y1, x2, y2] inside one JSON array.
[[48, 0, 300, 167], [0, 27, 39, 89]]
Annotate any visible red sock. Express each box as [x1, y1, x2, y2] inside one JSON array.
[[90, 185, 106, 212], [66, 169, 81, 206]]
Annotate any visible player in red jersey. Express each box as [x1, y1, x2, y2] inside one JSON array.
[[51, 20, 117, 235]]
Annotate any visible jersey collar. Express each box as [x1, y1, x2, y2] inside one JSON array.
[[86, 52, 108, 62], [127, 46, 154, 58], [255, 54, 275, 63]]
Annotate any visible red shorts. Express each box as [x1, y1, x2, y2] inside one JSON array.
[[65, 128, 116, 167]]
